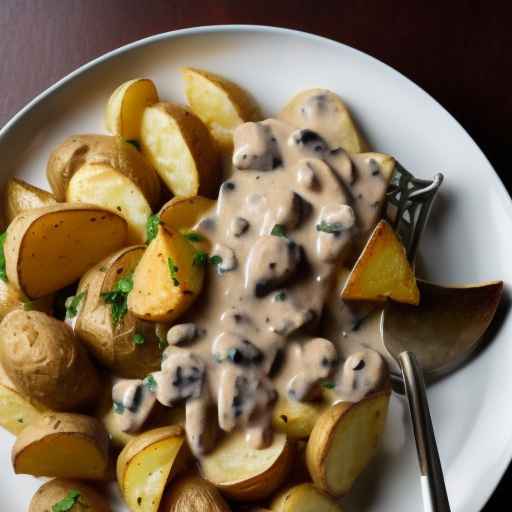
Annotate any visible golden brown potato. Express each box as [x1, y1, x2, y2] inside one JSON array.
[[106, 78, 159, 141], [140, 102, 221, 198], [47, 134, 161, 207], [29, 478, 111, 512], [4, 204, 127, 298], [279, 89, 368, 153], [12, 413, 110, 480], [160, 475, 231, 512], [128, 225, 204, 322], [182, 67, 261, 151], [341, 220, 419, 305], [4, 177, 56, 223], [270, 483, 343, 512], [159, 195, 215, 233], [0, 310, 100, 410], [75, 246, 163, 378], [117, 425, 190, 512], [200, 430, 294, 501], [0, 278, 24, 321], [306, 391, 390, 497]]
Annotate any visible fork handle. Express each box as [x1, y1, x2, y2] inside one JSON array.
[[398, 351, 451, 512]]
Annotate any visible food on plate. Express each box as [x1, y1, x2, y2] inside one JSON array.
[[0, 278, 25, 320], [341, 220, 420, 304], [106, 78, 159, 141], [0, 309, 100, 410], [4, 204, 127, 298], [140, 102, 221, 198], [159, 195, 215, 235], [272, 396, 325, 440], [12, 413, 110, 480], [279, 88, 368, 153], [29, 478, 111, 512], [200, 430, 294, 501], [270, 483, 344, 512], [117, 425, 190, 512], [306, 390, 390, 496], [4, 177, 56, 223], [128, 225, 204, 322], [182, 67, 261, 151], [75, 246, 162, 378], [160, 474, 231, 512]]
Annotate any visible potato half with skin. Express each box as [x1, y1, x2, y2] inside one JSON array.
[[271, 483, 343, 512], [4, 177, 56, 223], [0, 310, 100, 410], [117, 425, 190, 512], [4, 204, 127, 298], [128, 225, 204, 322], [141, 102, 221, 198], [341, 220, 420, 305], [279, 89, 368, 153], [12, 413, 110, 480], [272, 396, 326, 440], [29, 478, 111, 512], [76, 246, 162, 378], [47, 134, 161, 207], [159, 195, 215, 233], [106, 78, 159, 141], [306, 391, 390, 497], [200, 430, 294, 501], [160, 475, 231, 512], [182, 67, 261, 151]]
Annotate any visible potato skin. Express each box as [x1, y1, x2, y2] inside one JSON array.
[[29, 478, 111, 512], [4, 178, 56, 224], [0, 310, 100, 410]]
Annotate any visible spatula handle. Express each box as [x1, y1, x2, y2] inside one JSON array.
[[398, 351, 451, 512]]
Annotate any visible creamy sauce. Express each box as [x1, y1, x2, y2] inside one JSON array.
[[114, 91, 391, 455]]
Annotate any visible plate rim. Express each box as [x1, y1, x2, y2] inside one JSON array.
[[0, 24, 509, 511]]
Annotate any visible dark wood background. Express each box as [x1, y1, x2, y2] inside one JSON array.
[[0, 0, 510, 509]]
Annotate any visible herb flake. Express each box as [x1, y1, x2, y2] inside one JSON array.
[[65, 292, 86, 319], [113, 401, 125, 414], [146, 214, 161, 244], [52, 490, 81, 512], [209, 255, 222, 267], [316, 221, 344, 234], [144, 374, 157, 392], [193, 250, 208, 266], [101, 274, 134, 326], [133, 333, 145, 345], [126, 139, 141, 151], [274, 291, 287, 302], [321, 380, 336, 389], [167, 257, 179, 286], [271, 224, 286, 238], [184, 231, 204, 242], [0, 232, 6, 282]]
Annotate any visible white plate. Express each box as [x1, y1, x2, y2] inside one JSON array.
[[0, 25, 510, 511]]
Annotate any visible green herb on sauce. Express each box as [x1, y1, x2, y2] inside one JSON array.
[[167, 257, 179, 286], [316, 221, 344, 234], [101, 274, 134, 326], [193, 251, 208, 266], [133, 333, 145, 345], [0, 232, 7, 282], [52, 490, 81, 512], [209, 255, 222, 267], [65, 292, 86, 319], [146, 214, 161, 244], [184, 231, 204, 242], [126, 139, 141, 151], [113, 401, 125, 414], [144, 374, 157, 392], [274, 291, 287, 302], [271, 224, 286, 238], [321, 380, 336, 389]]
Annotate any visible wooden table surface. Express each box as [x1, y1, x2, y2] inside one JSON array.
[[0, 0, 510, 509]]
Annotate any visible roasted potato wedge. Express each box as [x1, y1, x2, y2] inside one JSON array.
[[182, 67, 260, 151], [0, 310, 100, 410], [128, 225, 204, 322], [141, 102, 220, 198], [279, 89, 368, 153], [306, 391, 390, 497], [106, 78, 159, 141], [47, 134, 161, 207], [271, 483, 343, 512], [4, 204, 127, 298], [29, 478, 111, 512], [160, 475, 231, 512], [4, 177, 56, 223], [159, 195, 215, 233], [117, 425, 190, 512], [12, 413, 110, 480], [200, 430, 294, 501], [341, 220, 420, 305], [76, 246, 163, 378]]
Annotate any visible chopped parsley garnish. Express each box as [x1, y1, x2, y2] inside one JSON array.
[[210, 255, 222, 266], [144, 374, 157, 392], [133, 333, 145, 345], [52, 490, 81, 512], [193, 250, 208, 266], [113, 401, 125, 414], [101, 274, 134, 326], [321, 380, 336, 389], [65, 292, 86, 319], [126, 139, 141, 151], [271, 224, 286, 238], [316, 221, 344, 234], [167, 257, 179, 286], [0, 232, 7, 282], [146, 214, 161, 244], [184, 231, 204, 242], [274, 291, 287, 302]]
